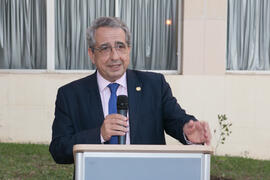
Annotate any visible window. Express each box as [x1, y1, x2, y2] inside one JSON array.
[[0, 0, 47, 69], [119, 0, 178, 70], [0, 0, 181, 72], [55, 0, 115, 70], [227, 0, 270, 71]]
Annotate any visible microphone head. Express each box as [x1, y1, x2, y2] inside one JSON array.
[[117, 95, 128, 110]]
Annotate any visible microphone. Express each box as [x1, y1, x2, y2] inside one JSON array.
[[117, 95, 128, 144]]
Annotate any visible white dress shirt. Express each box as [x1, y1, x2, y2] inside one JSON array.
[[96, 71, 130, 144]]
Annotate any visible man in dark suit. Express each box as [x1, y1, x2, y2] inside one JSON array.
[[49, 17, 211, 164]]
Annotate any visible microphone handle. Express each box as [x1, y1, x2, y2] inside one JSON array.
[[117, 109, 127, 144]]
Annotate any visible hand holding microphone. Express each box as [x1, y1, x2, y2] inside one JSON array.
[[100, 95, 128, 144]]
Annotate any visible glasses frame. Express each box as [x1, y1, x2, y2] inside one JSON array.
[[92, 41, 130, 56]]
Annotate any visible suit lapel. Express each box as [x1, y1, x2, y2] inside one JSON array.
[[127, 70, 142, 144], [85, 72, 105, 125]]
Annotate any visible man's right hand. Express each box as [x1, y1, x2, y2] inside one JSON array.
[[101, 114, 128, 141]]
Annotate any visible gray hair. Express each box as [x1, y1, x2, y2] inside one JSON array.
[[86, 16, 131, 50]]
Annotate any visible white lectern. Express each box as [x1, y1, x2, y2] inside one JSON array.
[[73, 145, 213, 180]]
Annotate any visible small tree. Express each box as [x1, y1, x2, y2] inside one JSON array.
[[213, 114, 232, 153]]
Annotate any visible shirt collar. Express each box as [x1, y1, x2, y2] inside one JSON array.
[[96, 70, 127, 92]]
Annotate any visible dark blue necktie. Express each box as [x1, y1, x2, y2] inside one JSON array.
[[108, 83, 120, 144]]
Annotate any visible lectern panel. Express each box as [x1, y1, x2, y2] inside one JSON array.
[[83, 152, 203, 180]]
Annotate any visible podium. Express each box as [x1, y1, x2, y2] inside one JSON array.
[[73, 145, 213, 180]]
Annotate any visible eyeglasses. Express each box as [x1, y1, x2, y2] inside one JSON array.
[[92, 42, 129, 56]]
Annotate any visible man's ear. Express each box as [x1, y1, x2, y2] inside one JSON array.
[[88, 48, 95, 64]]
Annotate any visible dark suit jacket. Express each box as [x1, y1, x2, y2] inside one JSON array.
[[49, 69, 196, 164]]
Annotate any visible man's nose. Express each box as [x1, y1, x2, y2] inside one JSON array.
[[110, 47, 120, 59]]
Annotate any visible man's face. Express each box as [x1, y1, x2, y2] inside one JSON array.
[[88, 27, 130, 82]]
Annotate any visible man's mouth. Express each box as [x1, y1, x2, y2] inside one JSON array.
[[108, 64, 121, 70]]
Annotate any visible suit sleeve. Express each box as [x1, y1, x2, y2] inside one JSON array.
[[49, 88, 101, 164], [160, 74, 197, 144]]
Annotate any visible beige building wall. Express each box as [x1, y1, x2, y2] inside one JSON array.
[[0, 0, 269, 159]]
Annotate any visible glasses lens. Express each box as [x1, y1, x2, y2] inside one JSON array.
[[98, 46, 111, 55], [115, 43, 127, 54]]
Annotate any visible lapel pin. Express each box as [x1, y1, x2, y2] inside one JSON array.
[[136, 86, 141, 91]]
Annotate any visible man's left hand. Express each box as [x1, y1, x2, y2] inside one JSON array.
[[183, 120, 211, 145]]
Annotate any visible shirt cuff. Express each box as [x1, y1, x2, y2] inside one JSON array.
[[183, 133, 193, 145], [100, 134, 105, 144]]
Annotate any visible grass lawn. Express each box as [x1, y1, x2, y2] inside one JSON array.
[[0, 143, 269, 180], [211, 156, 270, 180], [0, 143, 73, 179]]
